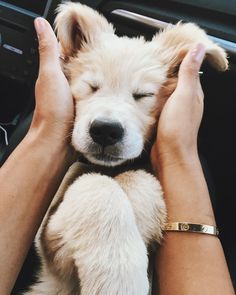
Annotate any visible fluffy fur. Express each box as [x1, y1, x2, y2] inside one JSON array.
[[23, 2, 228, 295]]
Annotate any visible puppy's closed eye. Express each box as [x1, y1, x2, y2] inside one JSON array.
[[89, 84, 100, 93], [83, 80, 100, 93], [133, 92, 155, 101]]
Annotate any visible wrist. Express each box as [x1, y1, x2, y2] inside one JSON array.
[[28, 118, 71, 146], [152, 141, 199, 174], [153, 147, 216, 225], [25, 123, 76, 166]]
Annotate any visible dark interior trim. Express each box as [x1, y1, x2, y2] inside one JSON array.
[[111, 9, 236, 57]]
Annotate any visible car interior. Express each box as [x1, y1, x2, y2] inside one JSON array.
[[0, 0, 235, 293]]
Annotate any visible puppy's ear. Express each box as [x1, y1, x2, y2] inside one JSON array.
[[154, 22, 228, 73], [152, 22, 228, 99], [55, 2, 114, 58]]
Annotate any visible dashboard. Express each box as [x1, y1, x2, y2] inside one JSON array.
[[2, 0, 49, 15]]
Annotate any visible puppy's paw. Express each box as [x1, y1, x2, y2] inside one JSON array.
[[115, 170, 167, 244], [47, 173, 149, 295]]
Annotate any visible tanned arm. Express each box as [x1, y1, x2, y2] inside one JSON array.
[[0, 18, 75, 294], [151, 44, 234, 295]]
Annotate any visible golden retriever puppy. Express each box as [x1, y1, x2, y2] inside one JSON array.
[[23, 2, 228, 295]]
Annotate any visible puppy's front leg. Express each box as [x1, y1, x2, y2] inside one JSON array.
[[22, 271, 69, 295], [45, 173, 149, 295], [115, 170, 167, 245]]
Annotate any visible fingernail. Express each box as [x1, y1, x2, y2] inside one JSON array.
[[34, 17, 45, 35], [191, 43, 206, 63]]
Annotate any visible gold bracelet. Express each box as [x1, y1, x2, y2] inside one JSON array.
[[164, 222, 219, 237]]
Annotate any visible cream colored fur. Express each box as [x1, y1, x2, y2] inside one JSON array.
[[23, 2, 228, 295]]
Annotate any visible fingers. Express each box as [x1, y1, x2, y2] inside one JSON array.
[[34, 17, 60, 73], [177, 43, 206, 90]]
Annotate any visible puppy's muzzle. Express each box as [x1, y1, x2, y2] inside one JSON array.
[[89, 119, 124, 147]]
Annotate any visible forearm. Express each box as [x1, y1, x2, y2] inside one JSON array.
[[155, 152, 234, 295], [158, 151, 215, 223], [0, 127, 74, 294]]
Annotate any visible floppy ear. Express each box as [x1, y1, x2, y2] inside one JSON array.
[[55, 2, 114, 58], [153, 22, 228, 98], [154, 22, 228, 72]]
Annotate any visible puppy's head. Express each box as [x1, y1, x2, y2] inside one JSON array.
[[55, 2, 228, 167]]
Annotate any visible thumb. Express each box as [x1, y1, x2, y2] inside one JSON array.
[[177, 43, 206, 90], [34, 17, 60, 71]]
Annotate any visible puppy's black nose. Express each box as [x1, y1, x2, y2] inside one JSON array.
[[89, 119, 124, 147]]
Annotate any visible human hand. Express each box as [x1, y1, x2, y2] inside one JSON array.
[[151, 43, 206, 171], [29, 18, 74, 142]]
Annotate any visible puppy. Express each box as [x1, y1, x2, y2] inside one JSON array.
[[23, 2, 228, 295]]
